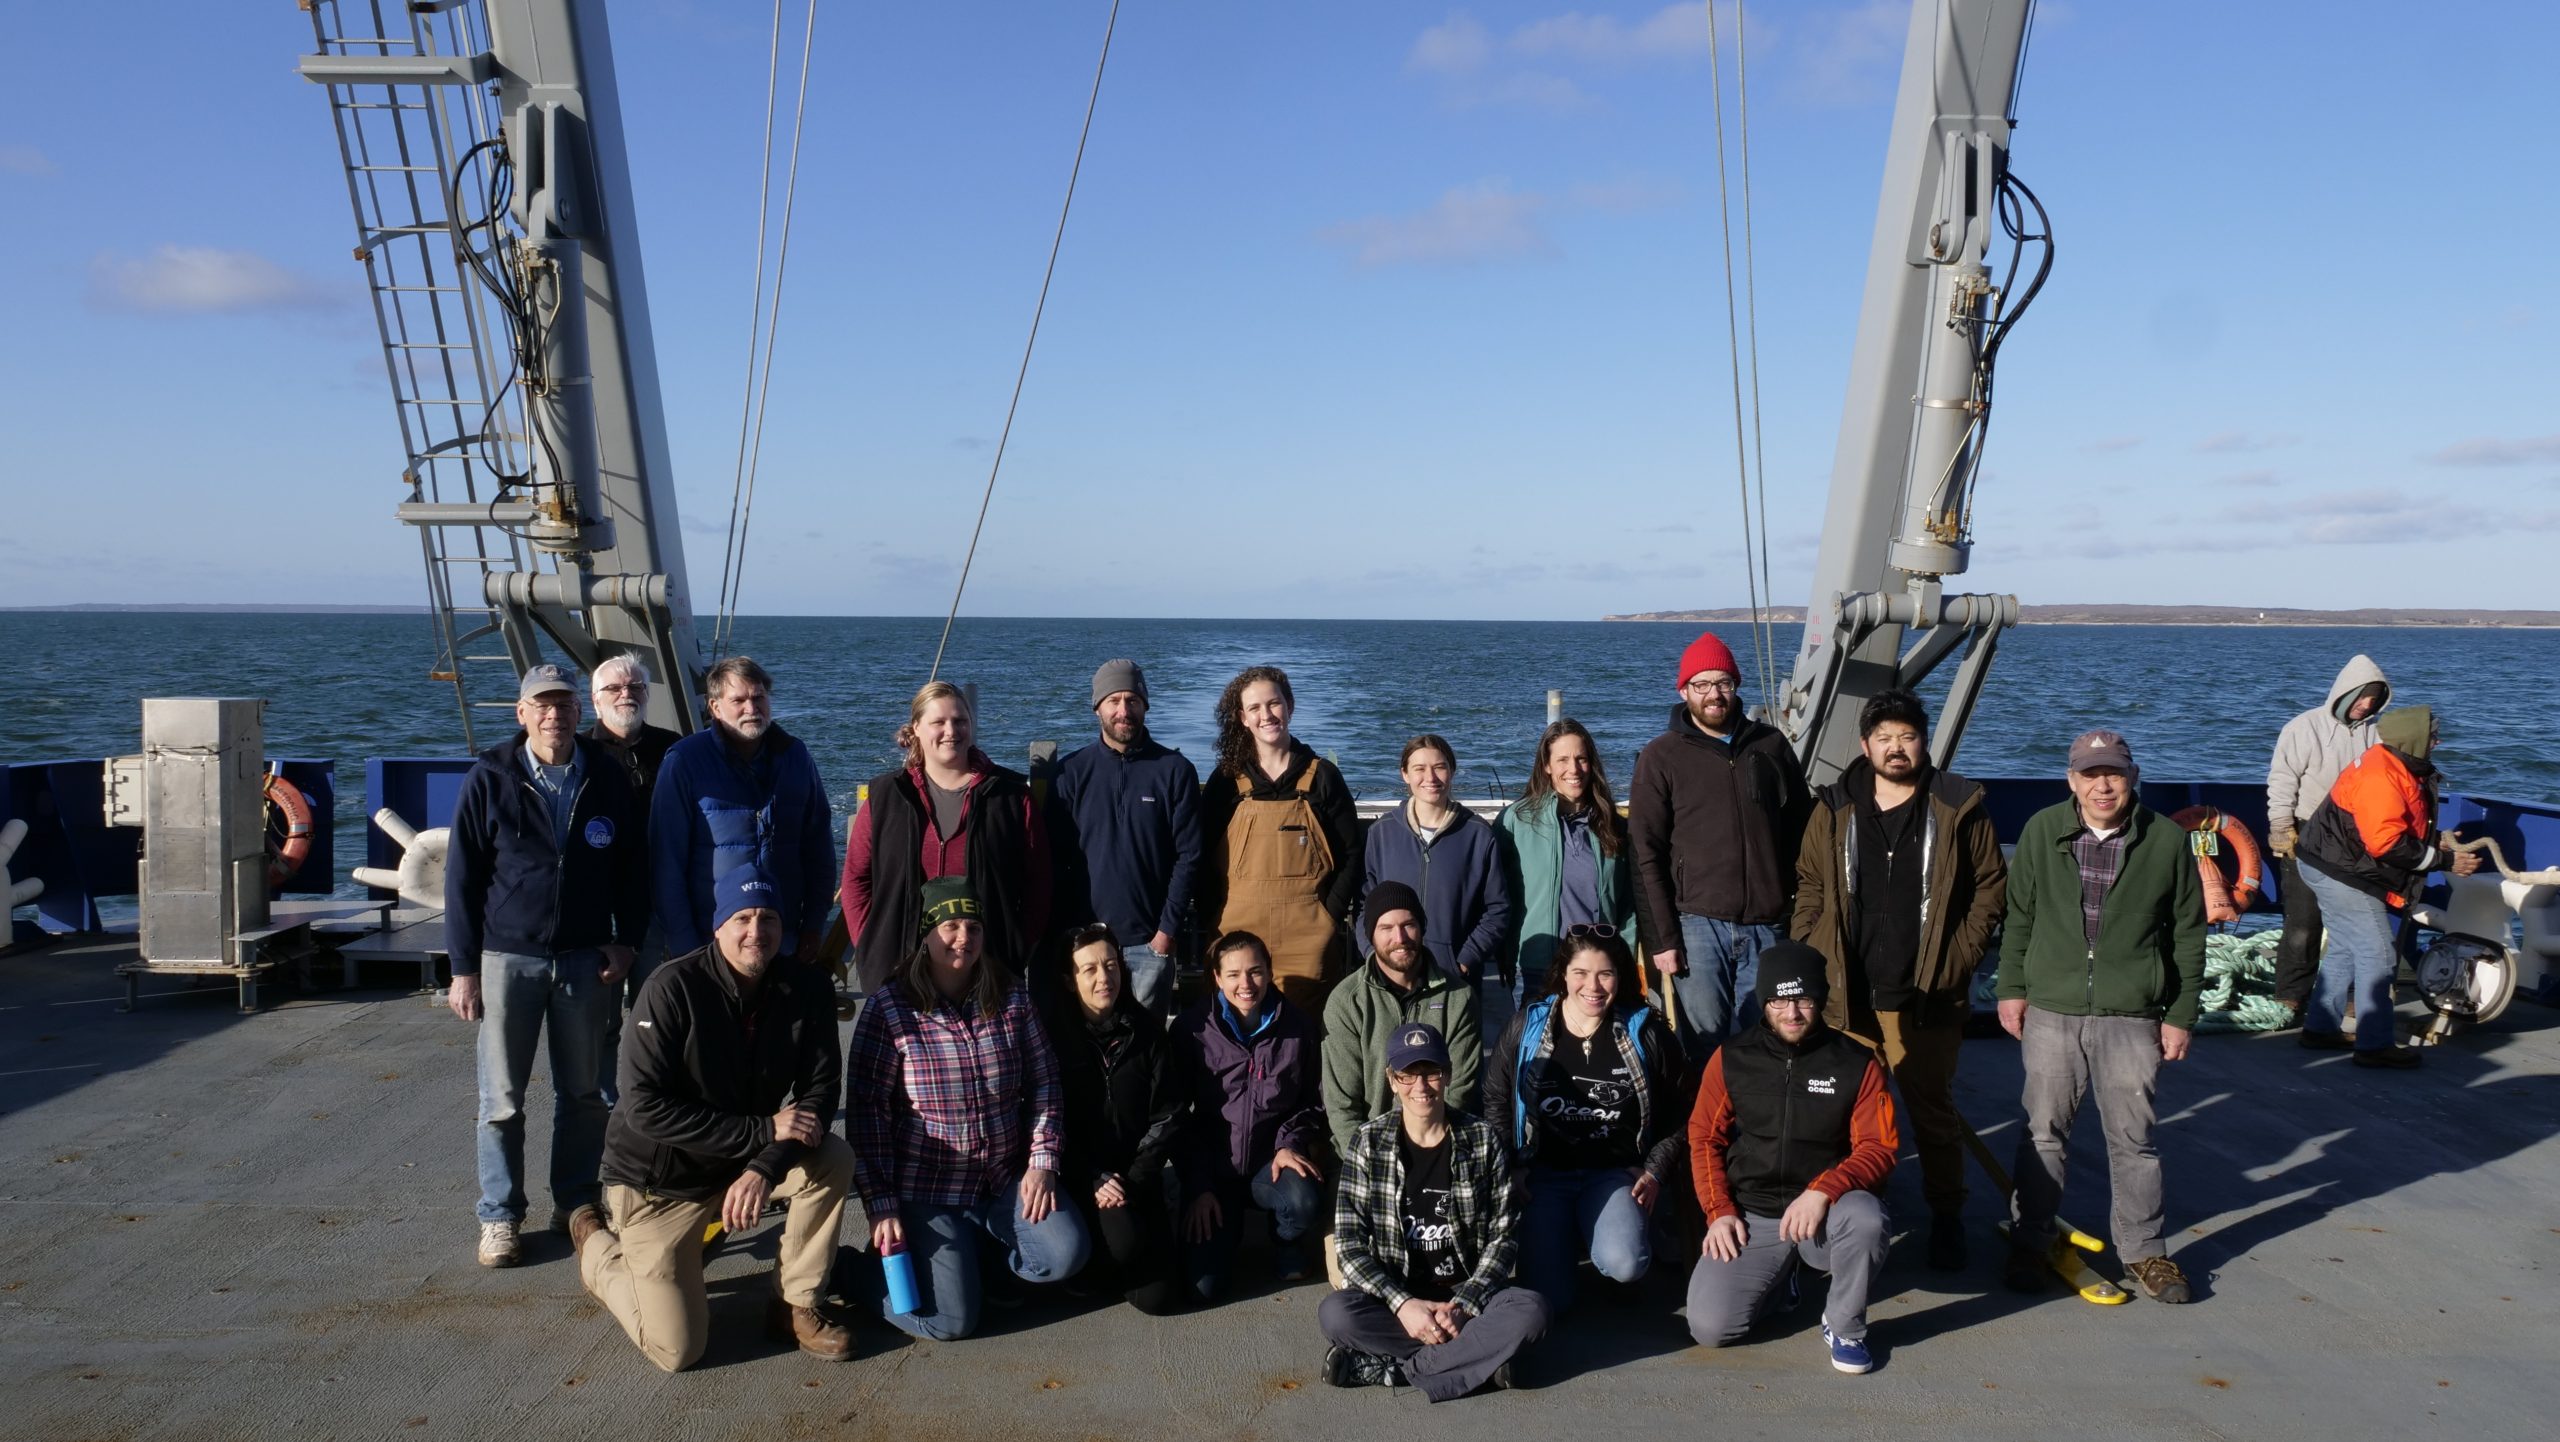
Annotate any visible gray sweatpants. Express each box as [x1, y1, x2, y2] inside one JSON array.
[[1317, 1286, 1551, 1402], [1685, 1189, 1888, 1345], [2011, 1008, 2166, 1262]]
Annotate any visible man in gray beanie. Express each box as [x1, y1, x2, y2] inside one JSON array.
[[1052, 658, 1204, 1012]]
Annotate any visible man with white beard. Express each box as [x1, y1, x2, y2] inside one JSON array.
[[585, 654, 683, 1103]]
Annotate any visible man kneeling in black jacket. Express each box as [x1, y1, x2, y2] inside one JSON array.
[[574, 864, 855, 1370]]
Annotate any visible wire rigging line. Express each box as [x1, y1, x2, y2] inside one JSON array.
[[711, 0, 789, 661], [1703, 0, 1776, 716], [1732, 0, 1780, 714], [927, 0, 1124, 684]]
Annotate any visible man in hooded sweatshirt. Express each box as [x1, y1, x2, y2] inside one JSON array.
[[2265, 656, 2392, 1020], [1685, 942, 1898, 1375], [2294, 706, 2481, 1068], [1630, 630, 1811, 1056]]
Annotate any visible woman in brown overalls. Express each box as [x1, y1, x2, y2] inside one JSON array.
[[1197, 666, 1361, 1017]]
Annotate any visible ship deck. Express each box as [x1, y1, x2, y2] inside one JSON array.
[[3, 937, 2556, 1441]]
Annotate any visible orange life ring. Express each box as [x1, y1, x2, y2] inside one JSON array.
[[264, 773, 314, 890], [2171, 806, 2262, 924]]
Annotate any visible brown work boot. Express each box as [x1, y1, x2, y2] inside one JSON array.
[[2125, 1255, 2192, 1304], [768, 1296, 856, 1361], [566, 1204, 609, 1256]]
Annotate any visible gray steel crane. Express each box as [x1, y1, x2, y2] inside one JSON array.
[[1773, 0, 2047, 785], [299, 0, 704, 743]]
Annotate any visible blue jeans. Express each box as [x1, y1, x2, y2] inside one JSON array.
[[1184, 1166, 1325, 1302], [1123, 942, 1174, 1015], [475, 948, 615, 1224], [1517, 1166, 1653, 1311], [872, 1190, 1092, 1341], [1673, 914, 1777, 1054], [597, 923, 663, 1108], [2299, 866, 2401, 1051]]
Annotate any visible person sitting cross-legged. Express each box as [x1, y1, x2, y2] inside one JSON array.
[[1685, 943, 1898, 1375], [1319, 1023, 1551, 1400]]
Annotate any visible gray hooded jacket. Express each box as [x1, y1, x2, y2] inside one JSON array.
[[2266, 654, 2392, 839]]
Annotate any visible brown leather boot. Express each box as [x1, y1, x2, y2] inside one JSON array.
[[566, 1204, 609, 1255], [768, 1297, 855, 1361]]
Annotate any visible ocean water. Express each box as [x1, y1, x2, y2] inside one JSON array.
[[8, 612, 2556, 890]]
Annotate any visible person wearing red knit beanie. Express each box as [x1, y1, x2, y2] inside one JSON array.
[[1628, 630, 1810, 1056]]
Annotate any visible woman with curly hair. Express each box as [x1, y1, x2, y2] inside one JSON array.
[[1196, 666, 1360, 1015]]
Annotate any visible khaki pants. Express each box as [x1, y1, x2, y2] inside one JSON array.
[[580, 1133, 854, 1372], [1846, 1004, 1967, 1216]]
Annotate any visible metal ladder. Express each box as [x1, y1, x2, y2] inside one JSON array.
[[302, 0, 539, 751]]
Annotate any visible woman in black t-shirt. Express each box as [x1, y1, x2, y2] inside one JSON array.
[[1481, 928, 1690, 1311]]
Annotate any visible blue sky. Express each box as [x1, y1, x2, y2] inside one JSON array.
[[4, 1, 2556, 619]]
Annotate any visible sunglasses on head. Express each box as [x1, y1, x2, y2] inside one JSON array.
[[1566, 923, 1620, 940]]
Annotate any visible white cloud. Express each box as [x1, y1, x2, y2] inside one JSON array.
[[2219, 469, 2280, 489], [1510, 3, 1715, 64], [1790, 0, 1907, 105], [1408, 12, 1494, 74], [87, 245, 348, 315], [1318, 175, 1677, 269], [0, 143, 54, 177], [2426, 434, 2560, 467], [1320, 181, 1551, 268]]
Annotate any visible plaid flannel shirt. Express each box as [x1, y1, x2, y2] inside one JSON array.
[[2068, 826, 2129, 947], [1332, 1110, 1522, 1315], [846, 980, 1063, 1216]]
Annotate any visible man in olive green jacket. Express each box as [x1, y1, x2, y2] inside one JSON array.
[[1791, 689, 2006, 1270], [1322, 881, 1483, 1161], [1993, 730, 2203, 1306]]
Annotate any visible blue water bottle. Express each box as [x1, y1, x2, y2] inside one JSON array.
[[881, 1238, 921, 1316]]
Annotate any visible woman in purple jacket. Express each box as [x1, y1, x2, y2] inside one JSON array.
[[1170, 930, 1328, 1301]]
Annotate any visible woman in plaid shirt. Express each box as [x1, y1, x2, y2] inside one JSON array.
[[1319, 1022, 1551, 1400], [847, 877, 1090, 1339]]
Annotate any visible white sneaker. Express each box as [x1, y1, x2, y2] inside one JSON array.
[[478, 1219, 522, 1268]]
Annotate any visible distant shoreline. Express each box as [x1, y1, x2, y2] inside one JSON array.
[[1606, 605, 2560, 629]]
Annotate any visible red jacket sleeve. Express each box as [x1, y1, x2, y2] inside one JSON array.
[[1687, 1053, 1740, 1224], [1807, 1057, 1900, 1201], [839, 796, 876, 941]]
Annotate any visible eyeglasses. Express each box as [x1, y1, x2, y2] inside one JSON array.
[[1566, 923, 1620, 940], [597, 683, 646, 696], [1389, 1069, 1447, 1090], [1764, 997, 1817, 1014], [1685, 678, 1740, 695]]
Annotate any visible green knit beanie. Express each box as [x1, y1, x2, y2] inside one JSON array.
[[2377, 705, 2433, 759]]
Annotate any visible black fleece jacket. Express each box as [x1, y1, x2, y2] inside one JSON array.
[[600, 947, 843, 1200]]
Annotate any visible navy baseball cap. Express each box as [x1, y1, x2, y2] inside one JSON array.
[[1386, 1022, 1451, 1073]]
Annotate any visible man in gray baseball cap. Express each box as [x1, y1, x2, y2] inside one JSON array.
[[1052, 657, 1203, 1012], [445, 661, 649, 1268], [1991, 727, 2204, 1305]]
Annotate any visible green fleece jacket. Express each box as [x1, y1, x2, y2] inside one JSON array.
[[1994, 802, 2207, 1031], [1320, 957, 1482, 1161]]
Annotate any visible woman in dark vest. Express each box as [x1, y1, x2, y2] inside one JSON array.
[[1196, 666, 1360, 1017], [840, 681, 1052, 994], [1041, 922, 1189, 1314]]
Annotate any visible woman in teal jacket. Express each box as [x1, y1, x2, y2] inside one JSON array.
[[1497, 719, 1638, 1003]]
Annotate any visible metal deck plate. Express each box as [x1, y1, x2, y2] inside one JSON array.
[[3, 937, 2556, 1439]]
